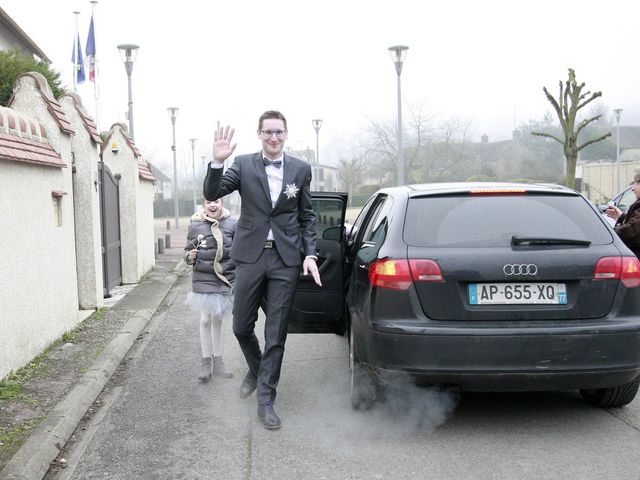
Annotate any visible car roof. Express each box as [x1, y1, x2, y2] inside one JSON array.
[[375, 182, 578, 198]]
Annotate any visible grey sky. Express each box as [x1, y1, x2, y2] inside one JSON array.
[[3, 0, 638, 174]]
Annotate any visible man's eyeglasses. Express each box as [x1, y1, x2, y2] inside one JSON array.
[[260, 129, 287, 139]]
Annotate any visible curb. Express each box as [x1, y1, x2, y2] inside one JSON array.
[[0, 263, 183, 480]]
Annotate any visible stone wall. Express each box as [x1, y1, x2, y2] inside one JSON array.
[[60, 92, 104, 308], [0, 73, 79, 378]]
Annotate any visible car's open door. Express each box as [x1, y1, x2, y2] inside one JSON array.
[[288, 192, 348, 333]]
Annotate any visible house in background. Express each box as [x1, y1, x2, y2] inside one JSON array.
[[148, 162, 172, 200], [286, 147, 342, 192], [0, 6, 50, 62]]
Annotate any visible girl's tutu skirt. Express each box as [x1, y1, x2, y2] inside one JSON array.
[[185, 292, 233, 317]]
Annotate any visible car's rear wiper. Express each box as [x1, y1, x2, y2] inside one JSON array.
[[511, 235, 591, 246]]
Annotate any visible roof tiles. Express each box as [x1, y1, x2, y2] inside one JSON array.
[[59, 92, 102, 145], [138, 164, 156, 182], [0, 132, 66, 168], [0, 106, 65, 168]]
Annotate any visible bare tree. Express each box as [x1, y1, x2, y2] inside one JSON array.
[[588, 102, 611, 126], [532, 68, 611, 189], [427, 117, 475, 182], [365, 102, 438, 185], [338, 156, 365, 206]]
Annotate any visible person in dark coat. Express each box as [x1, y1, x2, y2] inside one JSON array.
[[183, 197, 237, 382], [203, 111, 321, 430], [606, 173, 640, 258]]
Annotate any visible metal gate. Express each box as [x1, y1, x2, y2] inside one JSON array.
[[99, 162, 122, 297]]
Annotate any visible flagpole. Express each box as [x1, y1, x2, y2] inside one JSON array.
[[73, 11, 80, 92], [90, 1, 99, 131]]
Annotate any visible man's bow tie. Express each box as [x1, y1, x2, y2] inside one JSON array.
[[263, 158, 282, 168]]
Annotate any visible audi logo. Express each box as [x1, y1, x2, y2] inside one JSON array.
[[503, 264, 538, 276]]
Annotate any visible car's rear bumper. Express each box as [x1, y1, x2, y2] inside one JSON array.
[[357, 320, 640, 391]]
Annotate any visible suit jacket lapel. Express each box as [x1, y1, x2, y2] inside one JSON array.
[[274, 153, 295, 210], [254, 152, 272, 206]]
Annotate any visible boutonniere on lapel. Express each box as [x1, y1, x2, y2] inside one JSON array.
[[283, 183, 299, 199]]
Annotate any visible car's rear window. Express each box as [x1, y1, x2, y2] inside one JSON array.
[[404, 194, 613, 247]]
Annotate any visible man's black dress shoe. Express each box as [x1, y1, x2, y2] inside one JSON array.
[[239, 371, 257, 399], [257, 401, 281, 430]]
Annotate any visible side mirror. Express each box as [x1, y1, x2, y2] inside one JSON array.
[[322, 226, 342, 241]]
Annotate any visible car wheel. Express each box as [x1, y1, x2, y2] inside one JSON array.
[[349, 323, 376, 410], [580, 375, 640, 407]]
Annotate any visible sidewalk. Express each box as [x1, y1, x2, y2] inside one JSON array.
[[153, 216, 190, 264], [0, 220, 190, 480]]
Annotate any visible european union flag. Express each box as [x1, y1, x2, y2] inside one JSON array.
[[71, 33, 85, 84]]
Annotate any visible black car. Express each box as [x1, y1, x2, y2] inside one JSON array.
[[601, 185, 635, 214], [289, 184, 640, 409], [598, 185, 635, 227]]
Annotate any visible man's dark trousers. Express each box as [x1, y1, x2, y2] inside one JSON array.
[[232, 245, 299, 405]]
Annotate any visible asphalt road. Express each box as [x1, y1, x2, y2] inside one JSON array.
[[46, 273, 640, 480]]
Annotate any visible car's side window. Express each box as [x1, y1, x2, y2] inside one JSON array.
[[312, 197, 346, 242], [348, 195, 377, 244], [619, 188, 636, 212], [353, 196, 393, 264], [361, 196, 392, 244]]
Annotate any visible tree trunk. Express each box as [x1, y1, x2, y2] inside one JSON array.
[[565, 152, 577, 189], [564, 137, 578, 189]]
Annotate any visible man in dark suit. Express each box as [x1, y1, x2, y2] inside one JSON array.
[[203, 110, 321, 430]]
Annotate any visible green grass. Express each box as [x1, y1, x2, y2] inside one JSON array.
[[62, 330, 79, 343], [0, 380, 21, 401], [0, 419, 42, 470], [1, 359, 44, 404], [8, 355, 47, 384], [0, 306, 112, 469], [60, 307, 108, 344], [2, 307, 109, 386]]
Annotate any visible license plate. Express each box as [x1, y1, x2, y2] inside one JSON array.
[[468, 283, 567, 305]]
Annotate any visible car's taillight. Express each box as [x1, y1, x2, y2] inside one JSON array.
[[409, 259, 444, 282], [621, 257, 640, 287], [369, 259, 444, 290], [594, 257, 621, 279], [469, 188, 527, 195], [593, 256, 640, 288], [369, 259, 412, 290]]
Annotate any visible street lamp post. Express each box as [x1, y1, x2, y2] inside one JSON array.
[[189, 138, 198, 214], [614, 108, 623, 194], [388, 45, 409, 186], [117, 44, 139, 139], [312, 119, 322, 191], [167, 107, 179, 228]]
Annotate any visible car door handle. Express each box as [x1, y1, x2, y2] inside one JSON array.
[[298, 252, 333, 281]]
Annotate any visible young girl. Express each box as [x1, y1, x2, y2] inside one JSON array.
[[184, 197, 236, 382]]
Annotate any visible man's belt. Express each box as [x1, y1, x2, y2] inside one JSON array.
[[264, 240, 275, 249]]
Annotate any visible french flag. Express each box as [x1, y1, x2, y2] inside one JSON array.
[[85, 14, 96, 82]]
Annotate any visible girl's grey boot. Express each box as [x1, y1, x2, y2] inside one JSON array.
[[212, 356, 233, 378], [198, 357, 212, 382]]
